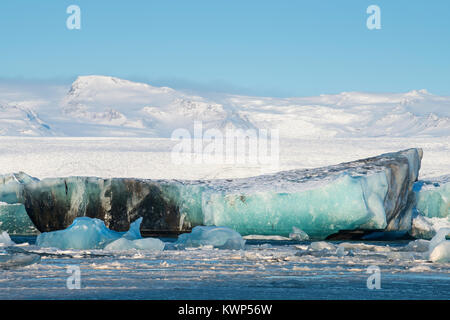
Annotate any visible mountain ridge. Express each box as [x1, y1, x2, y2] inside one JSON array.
[[0, 75, 449, 138]]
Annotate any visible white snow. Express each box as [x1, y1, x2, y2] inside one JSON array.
[[427, 228, 450, 262], [0, 75, 448, 181], [0, 75, 449, 139]]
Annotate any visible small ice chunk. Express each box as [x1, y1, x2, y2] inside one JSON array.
[[428, 228, 450, 252], [289, 227, 310, 241], [0, 203, 38, 235], [105, 237, 164, 251], [243, 235, 290, 241], [427, 228, 450, 262], [176, 226, 245, 250], [0, 231, 15, 246], [429, 241, 450, 262], [36, 217, 143, 250], [310, 241, 336, 251], [411, 214, 450, 239], [402, 239, 430, 253], [335, 246, 346, 257], [0, 253, 41, 269]]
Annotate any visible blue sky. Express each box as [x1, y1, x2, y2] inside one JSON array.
[[1, 0, 449, 97]]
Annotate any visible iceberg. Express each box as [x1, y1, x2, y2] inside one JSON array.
[[36, 217, 143, 250], [413, 175, 449, 218], [0, 149, 423, 240], [429, 241, 450, 262], [0, 172, 38, 204], [0, 202, 38, 235], [201, 148, 422, 238], [175, 226, 245, 250]]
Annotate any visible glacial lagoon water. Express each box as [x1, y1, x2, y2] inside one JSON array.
[[1, 235, 448, 300]]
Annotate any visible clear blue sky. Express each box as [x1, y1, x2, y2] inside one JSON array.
[[1, 0, 449, 97]]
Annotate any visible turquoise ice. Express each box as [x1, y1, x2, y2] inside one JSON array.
[[414, 175, 449, 218], [0, 203, 38, 235], [36, 217, 144, 250]]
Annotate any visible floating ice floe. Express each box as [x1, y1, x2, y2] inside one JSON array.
[[0, 148, 422, 240], [175, 226, 245, 250], [36, 217, 146, 250], [309, 241, 336, 251], [0, 231, 41, 269], [0, 252, 41, 269]]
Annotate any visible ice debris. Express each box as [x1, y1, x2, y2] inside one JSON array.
[[427, 228, 450, 262], [289, 227, 309, 241], [1, 149, 422, 240], [0, 252, 41, 269], [175, 226, 245, 250], [105, 237, 164, 251]]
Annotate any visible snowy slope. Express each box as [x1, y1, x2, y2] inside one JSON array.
[[60, 75, 254, 137], [0, 75, 449, 138], [0, 103, 53, 136]]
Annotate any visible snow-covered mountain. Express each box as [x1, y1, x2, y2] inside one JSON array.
[[0, 103, 53, 136], [61, 75, 254, 137], [0, 75, 449, 138]]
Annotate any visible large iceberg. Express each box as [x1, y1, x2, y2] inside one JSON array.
[[0, 149, 423, 239], [0, 173, 39, 235], [199, 148, 422, 238], [36, 217, 144, 250], [410, 213, 450, 239]]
